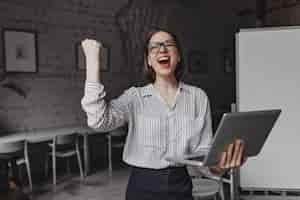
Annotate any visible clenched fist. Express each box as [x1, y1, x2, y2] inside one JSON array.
[[81, 39, 102, 60], [81, 39, 103, 82]]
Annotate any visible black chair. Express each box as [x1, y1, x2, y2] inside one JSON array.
[[45, 134, 84, 189], [0, 141, 32, 192]]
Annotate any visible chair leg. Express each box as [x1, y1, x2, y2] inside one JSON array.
[[45, 155, 49, 178], [24, 141, 33, 192], [25, 158, 33, 192], [219, 183, 225, 200], [18, 165, 22, 184], [8, 161, 12, 177], [76, 145, 84, 180], [67, 159, 71, 176], [52, 150, 56, 190], [107, 135, 112, 177]]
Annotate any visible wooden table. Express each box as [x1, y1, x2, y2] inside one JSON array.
[[0, 125, 100, 177]]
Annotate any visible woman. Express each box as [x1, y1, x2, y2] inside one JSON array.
[[81, 29, 245, 200]]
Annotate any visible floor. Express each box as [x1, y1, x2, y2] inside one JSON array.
[[20, 165, 233, 200], [26, 167, 130, 200]]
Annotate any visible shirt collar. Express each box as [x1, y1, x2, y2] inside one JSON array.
[[140, 81, 189, 97]]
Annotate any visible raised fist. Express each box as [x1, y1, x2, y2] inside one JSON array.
[[81, 39, 102, 59]]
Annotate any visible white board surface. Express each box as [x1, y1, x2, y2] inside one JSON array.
[[236, 26, 300, 189]]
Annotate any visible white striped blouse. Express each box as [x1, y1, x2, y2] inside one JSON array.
[[81, 81, 213, 169]]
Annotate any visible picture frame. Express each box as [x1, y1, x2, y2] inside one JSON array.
[[188, 51, 209, 75], [3, 29, 38, 73], [76, 42, 110, 72]]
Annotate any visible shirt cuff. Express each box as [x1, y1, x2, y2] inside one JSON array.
[[85, 81, 103, 89], [84, 81, 105, 99]]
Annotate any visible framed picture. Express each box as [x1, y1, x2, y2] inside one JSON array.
[[188, 51, 209, 75], [76, 42, 110, 72], [3, 29, 38, 73]]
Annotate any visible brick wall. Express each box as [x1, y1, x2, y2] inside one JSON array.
[[0, 0, 132, 133], [0, 0, 250, 178], [0, 0, 244, 133]]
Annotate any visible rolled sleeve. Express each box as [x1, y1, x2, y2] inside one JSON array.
[[81, 81, 133, 132]]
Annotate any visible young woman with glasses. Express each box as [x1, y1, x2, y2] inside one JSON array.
[[81, 29, 246, 200]]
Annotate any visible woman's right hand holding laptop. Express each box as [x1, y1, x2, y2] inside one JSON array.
[[209, 139, 247, 175]]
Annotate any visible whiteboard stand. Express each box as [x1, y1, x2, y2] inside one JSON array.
[[230, 103, 240, 200]]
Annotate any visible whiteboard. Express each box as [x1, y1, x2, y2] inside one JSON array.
[[236, 26, 300, 189]]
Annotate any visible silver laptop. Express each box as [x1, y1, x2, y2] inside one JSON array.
[[165, 109, 281, 167]]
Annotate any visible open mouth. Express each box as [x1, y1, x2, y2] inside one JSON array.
[[157, 56, 170, 67]]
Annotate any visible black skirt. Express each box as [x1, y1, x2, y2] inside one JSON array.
[[126, 166, 193, 200]]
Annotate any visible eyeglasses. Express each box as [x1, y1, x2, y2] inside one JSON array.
[[148, 40, 177, 54]]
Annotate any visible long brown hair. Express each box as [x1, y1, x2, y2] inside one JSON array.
[[143, 29, 184, 83]]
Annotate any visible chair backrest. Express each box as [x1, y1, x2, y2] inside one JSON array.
[[0, 141, 24, 154], [56, 134, 77, 145], [192, 178, 220, 198]]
